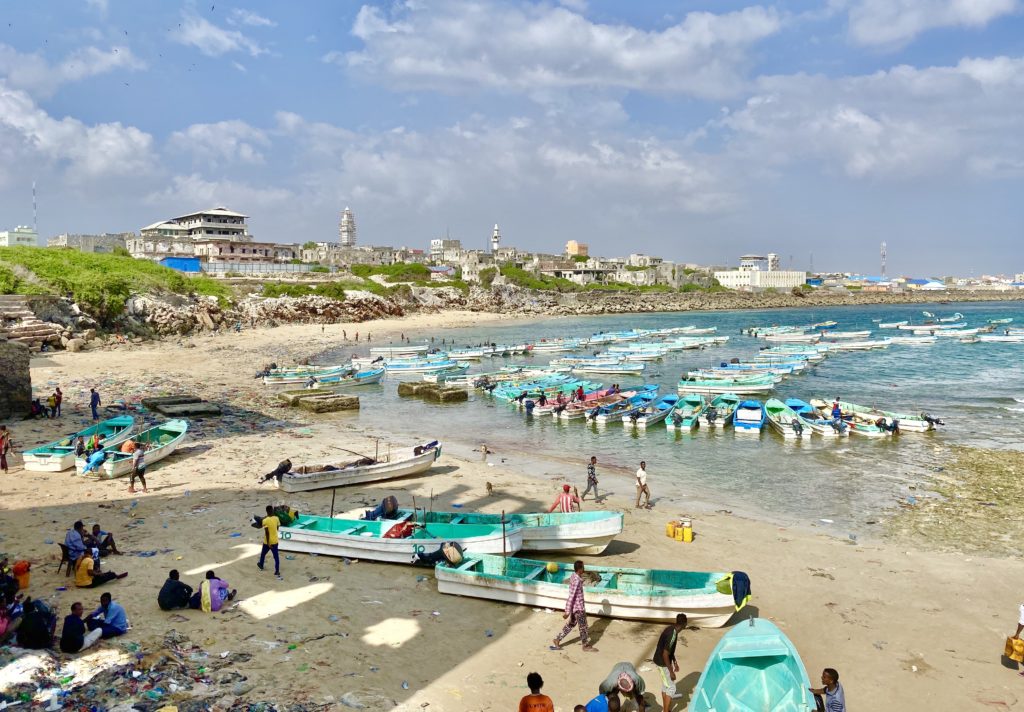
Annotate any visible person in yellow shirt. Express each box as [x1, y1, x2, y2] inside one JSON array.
[[257, 505, 282, 580], [75, 553, 126, 588]]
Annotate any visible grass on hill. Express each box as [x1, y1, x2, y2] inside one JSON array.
[[0, 247, 230, 320]]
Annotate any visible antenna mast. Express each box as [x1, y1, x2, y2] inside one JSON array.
[[880, 241, 887, 279]]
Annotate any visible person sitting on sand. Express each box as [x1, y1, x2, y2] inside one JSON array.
[[598, 663, 646, 712], [189, 571, 236, 612], [60, 601, 103, 653], [75, 552, 127, 589], [158, 569, 194, 611], [809, 668, 845, 712], [16, 598, 56, 649], [85, 523, 121, 556], [86, 592, 128, 639], [519, 672, 554, 712]]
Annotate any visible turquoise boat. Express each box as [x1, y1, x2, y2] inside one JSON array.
[[702, 393, 741, 427], [665, 393, 706, 431], [396, 509, 623, 554], [75, 419, 189, 479], [690, 618, 816, 711], [22, 415, 135, 472]]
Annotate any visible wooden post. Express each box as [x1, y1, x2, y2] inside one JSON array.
[[330, 488, 337, 532]]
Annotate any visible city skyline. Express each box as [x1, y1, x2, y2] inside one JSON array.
[[0, 1, 1022, 275]]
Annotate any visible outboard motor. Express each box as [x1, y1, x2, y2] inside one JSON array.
[[525, 400, 536, 414], [706, 406, 718, 425], [921, 412, 945, 427], [791, 418, 804, 436], [672, 412, 684, 426], [831, 417, 847, 434]]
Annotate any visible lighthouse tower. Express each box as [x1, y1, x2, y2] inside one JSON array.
[[490, 224, 501, 254], [339, 207, 356, 247]]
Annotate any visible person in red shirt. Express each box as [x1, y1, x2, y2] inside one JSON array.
[[549, 484, 581, 513], [519, 672, 554, 712]]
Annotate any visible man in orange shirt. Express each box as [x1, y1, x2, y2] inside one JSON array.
[[519, 672, 554, 712]]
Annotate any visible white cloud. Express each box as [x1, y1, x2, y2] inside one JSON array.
[[168, 120, 269, 165], [229, 9, 276, 27], [85, 0, 109, 14], [172, 14, 266, 57], [847, 0, 1018, 47], [145, 174, 293, 218], [0, 43, 144, 98], [718, 56, 1024, 179], [0, 80, 154, 181], [338, 1, 781, 99]]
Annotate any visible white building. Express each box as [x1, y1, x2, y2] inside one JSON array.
[[48, 232, 131, 253], [1016, 273, 1024, 283], [714, 269, 808, 291], [129, 207, 252, 260], [430, 238, 463, 262], [490, 224, 501, 254], [339, 207, 356, 247], [0, 226, 38, 247]]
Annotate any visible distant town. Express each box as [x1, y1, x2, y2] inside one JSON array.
[[2, 206, 1022, 293]]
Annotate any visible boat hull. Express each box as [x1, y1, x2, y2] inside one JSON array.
[[75, 420, 189, 479], [23, 416, 135, 472], [278, 445, 441, 492]]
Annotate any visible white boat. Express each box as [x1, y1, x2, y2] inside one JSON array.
[[571, 363, 646, 375], [888, 335, 937, 345], [448, 349, 485, 361], [898, 322, 966, 330], [829, 339, 891, 351], [22, 415, 135, 472], [384, 359, 461, 374], [927, 328, 979, 337], [370, 344, 429, 358], [878, 320, 908, 328], [276, 442, 441, 492], [280, 514, 522, 564], [435, 554, 739, 626], [978, 334, 1024, 343], [76, 420, 189, 479], [764, 333, 819, 343], [938, 312, 964, 322], [764, 399, 806, 439], [822, 330, 871, 339]]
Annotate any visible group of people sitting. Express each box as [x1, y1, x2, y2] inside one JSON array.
[[158, 569, 237, 612], [64, 521, 129, 589]]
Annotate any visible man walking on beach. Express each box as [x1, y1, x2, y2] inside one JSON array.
[[0, 425, 12, 474], [654, 613, 687, 712], [90, 388, 101, 420], [257, 505, 282, 580], [552, 560, 596, 652], [582, 456, 599, 501], [635, 461, 651, 509]]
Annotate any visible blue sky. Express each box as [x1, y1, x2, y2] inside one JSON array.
[[1, 0, 1023, 275]]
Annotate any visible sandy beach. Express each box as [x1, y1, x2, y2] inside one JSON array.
[[2, 311, 1022, 711]]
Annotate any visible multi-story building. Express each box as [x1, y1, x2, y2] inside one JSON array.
[[430, 238, 464, 263], [714, 269, 808, 291], [339, 207, 356, 247], [47, 232, 132, 253], [130, 207, 256, 261], [565, 240, 588, 257], [193, 238, 279, 263], [0, 226, 38, 247]]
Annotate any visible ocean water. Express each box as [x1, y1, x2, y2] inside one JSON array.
[[323, 301, 1024, 534]]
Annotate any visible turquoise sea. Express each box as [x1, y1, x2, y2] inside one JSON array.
[[324, 301, 1024, 535]]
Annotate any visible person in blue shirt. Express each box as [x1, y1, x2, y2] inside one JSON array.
[[582, 694, 620, 712], [86, 592, 127, 639], [89, 388, 101, 420], [64, 521, 87, 564]]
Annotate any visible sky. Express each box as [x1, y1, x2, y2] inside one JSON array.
[[1, 0, 1023, 275]]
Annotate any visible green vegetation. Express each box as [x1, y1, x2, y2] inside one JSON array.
[[351, 262, 432, 282], [499, 265, 578, 292], [571, 255, 589, 263], [261, 281, 350, 300], [479, 266, 497, 288], [301, 241, 317, 250], [0, 247, 230, 320], [309, 265, 330, 273], [624, 265, 652, 271]]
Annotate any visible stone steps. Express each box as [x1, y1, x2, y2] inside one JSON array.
[[0, 295, 64, 351]]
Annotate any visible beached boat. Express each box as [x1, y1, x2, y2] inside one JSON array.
[[398, 510, 623, 555], [690, 618, 815, 712], [277, 442, 441, 492], [22, 415, 135, 472], [435, 554, 739, 625], [75, 419, 189, 478], [764, 399, 808, 439], [279, 514, 522, 564], [369, 344, 429, 358], [587, 391, 658, 424], [809, 398, 936, 433], [701, 393, 740, 427], [665, 394, 706, 432], [733, 401, 766, 434], [263, 364, 354, 386], [555, 388, 648, 420], [784, 398, 846, 437], [626, 394, 680, 429]]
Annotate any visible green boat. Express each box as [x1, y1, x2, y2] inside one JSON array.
[[665, 393, 706, 431], [690, 618, 815, 711], [76, 419, 189, 479], [22, 415, 135, 472], [396, 509, 623, 554]]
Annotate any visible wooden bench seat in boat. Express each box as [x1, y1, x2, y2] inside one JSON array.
[[525, 566, 546, 581], [593, 574, 617, 589]]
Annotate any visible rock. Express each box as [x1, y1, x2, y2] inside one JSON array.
[[422, 387, 468, 403], [0, 338, 31, 418], [397, 382, 436, 397], [297, 394, 360, 413], [79, 328, 97, 341], [66, 338, 87, 352]]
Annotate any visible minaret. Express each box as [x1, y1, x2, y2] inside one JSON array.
[[339, 207, 356, 246], [490, 224, 500, 253]]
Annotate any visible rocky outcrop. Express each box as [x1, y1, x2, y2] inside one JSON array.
[[0, 337, 31, 418]]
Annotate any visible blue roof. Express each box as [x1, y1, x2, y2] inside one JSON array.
[[905, 278, 929, 285], [428, 265, 454, 272]]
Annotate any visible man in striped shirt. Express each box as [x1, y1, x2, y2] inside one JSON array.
[[549, 484, 581, 513], [552, 560, 596, 652], [582, 456, 599, 501], [809, 668, 845, 712]]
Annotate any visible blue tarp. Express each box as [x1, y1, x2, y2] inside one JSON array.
[[160, 257, 201, 273]]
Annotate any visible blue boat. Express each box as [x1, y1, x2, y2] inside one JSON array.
[[690, 617, 816, 712], [784, 397, 847, 437], [625, 394, 679, 428], [733, 400, 766, 434], [587, 388, 658, 424]]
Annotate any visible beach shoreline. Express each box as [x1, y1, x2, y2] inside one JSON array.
[[1, 310, 1021, 711]]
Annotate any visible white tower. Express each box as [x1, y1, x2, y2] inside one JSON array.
[[880, 241, 887, 278], [767, 252, 780, 271], [490, 224, 501, 254], [339, 207, 356, 247]]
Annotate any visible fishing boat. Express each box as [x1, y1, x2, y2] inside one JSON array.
[[821, 330, 871, 339], [556, 388, 651, 420], [989, 318, 1014, 325], [384, 359, 461, 375], [263, 364, 354, 386], [279, 514, 522, 564], [809, 398, 937, 433], [733, 401, 766, 433], [938, 312, 964, 322], [22, 415, 135, 472], [927, 328, 979, 337], [276, 442, 441, 492], [879, 320, 908, 328], [75, 419, 189, 478], [369, 344, 429, 358], [587, 390, 658, 424], [690, 618, 815, 712], [809, 320, 837, 329], [805, 400, 889, 437], [829, 339, 891, 351], [447, 348, 485, 361], [397, 510, 623, 554], [678, 374, 776, 396], [898, 322, 965, 330], [625, 394, 680, 429], [784, 398, 846, 437], [665, 394, 707, 432], [530, 339, 583, 353], [978, 334, 1024, 343], [422, 363, 471, 383], [572, 362, 646, 375], [701, 393, 740, 427], [317, 367, 385, 387], [764, 333, 819, 343], [764, 399, 808, 439], [434, 554, 740, 625], [888, 335, 937, 345]]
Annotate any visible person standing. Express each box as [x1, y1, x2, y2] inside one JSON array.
[[518, 672, 555, 712], [86, 592, 127, 639], [582, 456, 599, 500], [0, 425, 11, 474], [551, 560, 596, 652], [46, 393, 57, 419], [654, 613, 687, 712], [128, 443, 147, 493], [635, 461, 651, 509], [549, 484, 581, 513], [809, 668, 845, 712], [60, 601, 102, 653], [89, 388, 101, 420], [54, 387, 63, 417], [257, 505, 282, 580]]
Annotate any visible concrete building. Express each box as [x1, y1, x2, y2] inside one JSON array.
[[0, 226, 38, 247], [430, 238, 463, 263], [339, 207, 356, 247], [566, 240, 588, 257], [428, 265, 456, 282], [627, 254, 663, 268], [131, 207, 254, 261], [714, 269, 808, 291], [193, 237, 278, 263], [1016, 273, 1024, 283], [47, 232, 131, 253], [171, 207, 250, 240]]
